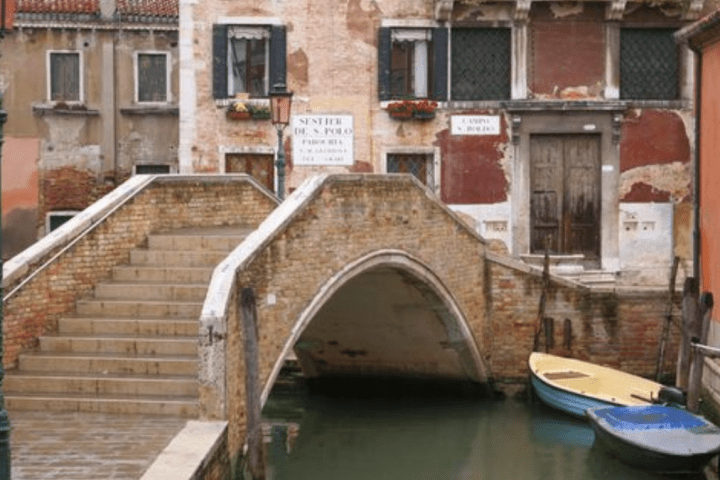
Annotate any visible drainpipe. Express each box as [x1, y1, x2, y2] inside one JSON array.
[[691, 45, 701, 284]]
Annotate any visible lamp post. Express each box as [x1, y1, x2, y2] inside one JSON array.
[[0, 90, 10, 479], [269, 83, 293, 200]]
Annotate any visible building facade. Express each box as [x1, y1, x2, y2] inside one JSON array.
[[180, 0, 710, 287], [0, 0, 179, 258], [677, 8, 720, 408]]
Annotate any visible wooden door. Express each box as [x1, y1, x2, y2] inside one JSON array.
[[225, 153, 274, 192], [530, 134, 600, 260]]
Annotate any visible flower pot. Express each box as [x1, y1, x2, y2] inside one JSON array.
[[227, 111, 251, 120], [413, 111, 436, 120], [389, 111, 413, 120]]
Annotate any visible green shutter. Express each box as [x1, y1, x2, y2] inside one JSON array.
[[433, 27, 448, 101], [212, 24, 228, 99], [378, 27, 391, 101], [269, 25, 287, 91]]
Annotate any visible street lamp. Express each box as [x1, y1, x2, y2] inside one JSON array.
[[269, 83, 293, 200], [0, 90, 11, 479]]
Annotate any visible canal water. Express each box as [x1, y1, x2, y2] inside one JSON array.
[[260, 372, 707, 480]]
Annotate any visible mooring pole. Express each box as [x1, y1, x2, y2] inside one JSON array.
[[240, 287, 264, 480], [0, 90, 11, 480], [687, 292, 714, 413]]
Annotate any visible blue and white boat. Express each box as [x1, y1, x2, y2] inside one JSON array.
[[586, 404, 720, 473], [528, 352, 664, 418]]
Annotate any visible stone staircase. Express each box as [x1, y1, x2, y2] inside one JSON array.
[[5, 226, 251, 417]]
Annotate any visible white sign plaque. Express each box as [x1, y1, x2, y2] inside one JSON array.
[[451, 115, 500, 136], [292, 115, 354, 166]]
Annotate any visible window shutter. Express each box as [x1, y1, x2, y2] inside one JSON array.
[[378, 27, 391, 101], [269, 25, 287, 90], [433, 27, 448, 101], [212, 24, 228, 99]]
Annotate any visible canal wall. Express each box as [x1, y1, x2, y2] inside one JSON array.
[[485, 252, 681, 392]]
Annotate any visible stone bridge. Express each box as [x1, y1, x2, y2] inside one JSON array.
[[3, 173, 680, 474]]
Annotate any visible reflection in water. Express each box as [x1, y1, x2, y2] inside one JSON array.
[[261, 379, 705, 480]]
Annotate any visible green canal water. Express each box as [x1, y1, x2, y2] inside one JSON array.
[[260, 373, 707, 480]]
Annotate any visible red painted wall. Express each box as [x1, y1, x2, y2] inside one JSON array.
[[699, 40, 720, 314], [531, 21, 604, 97], [619, 110, 691, 202], [2, 138, 39, 259], [436, 113, 509, 205]]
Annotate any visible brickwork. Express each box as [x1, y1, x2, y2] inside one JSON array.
[[485, 256, 681, 382], [40, 167, 115, 231], [4, 175, 278, 368], [210, 174, 681, 458]]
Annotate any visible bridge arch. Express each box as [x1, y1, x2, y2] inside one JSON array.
[[262, 249, 489, 403]]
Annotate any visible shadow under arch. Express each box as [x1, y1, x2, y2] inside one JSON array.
[[261, 249, 491, 404]]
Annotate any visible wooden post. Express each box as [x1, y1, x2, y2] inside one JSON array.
[[687, 292, 714, 413], [533, 243, 550, 352], [655, 256, 679, 381], [677, 277, 699, 390], [241, 287, 265, 480]]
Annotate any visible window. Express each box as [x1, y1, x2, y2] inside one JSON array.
[[136, 52, 170, 103], [387, 153, 435, 189], [213, 24, 286, 99], [391, 29, 432, 98], [379, 26, 447, 101], [135, 164, 171, 174], [46, 211, 79, 233], [620, 28, 678, 100], [48, 51, 81, 102], [225, 153, 274, 192], [452, 28, 510, 101]]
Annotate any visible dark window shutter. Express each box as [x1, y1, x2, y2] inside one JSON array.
[[269, 25, 287, 91], [378, 27, 391, 101], [433, 27, 448, 101], [212, 24, 229, 99]]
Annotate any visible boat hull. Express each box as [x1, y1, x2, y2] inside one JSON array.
[[530, 371, 617, 418], [587, 405, 720, 474]]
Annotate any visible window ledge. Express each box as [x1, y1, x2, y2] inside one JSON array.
[[120, 105, 179, 115], [215, 98, 270, 108], [32, 103, 100, 116]]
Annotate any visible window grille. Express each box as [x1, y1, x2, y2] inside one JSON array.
[[137, 53, 168, 103], [620, 28, 678, 100], [387, 153, 433, 188], [451, 28, 510, 101], [50, 52, 80, 102]]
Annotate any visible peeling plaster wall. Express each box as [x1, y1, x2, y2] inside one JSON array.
[[182, 0, 696, 286], [1, 25, 179, 238]]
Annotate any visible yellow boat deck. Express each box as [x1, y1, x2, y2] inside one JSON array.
[[529, 352, 663, 405]]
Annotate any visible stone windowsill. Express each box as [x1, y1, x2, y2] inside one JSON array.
[[32, 103, 100, 116], [120, 105, 179, 115]]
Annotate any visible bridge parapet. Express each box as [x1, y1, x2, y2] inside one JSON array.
[[3, 174, 278, 368]]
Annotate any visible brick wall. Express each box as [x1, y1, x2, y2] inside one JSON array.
[[485, 255, 681, 384], [4, 175, 278, 368], [210, 174, 681, 458]]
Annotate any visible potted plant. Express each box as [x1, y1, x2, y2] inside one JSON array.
[[227, 101, 251, 120], [386, 100, 414, 119], [250, 104, 271, 120], [412, 100, 438, 120]]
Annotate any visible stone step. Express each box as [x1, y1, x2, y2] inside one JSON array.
[[5, 392, 198, 417], [38, 335, 198, 356], [112, 266, 214, 284], [17, 352, 197, 376], [147, 232, 249, 252], [76, 299, 203, 318], [129, 250, 230, 267], [5, 372, 197, 397], [94, 283, 208, 301], [58, 317, 197, 336]]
